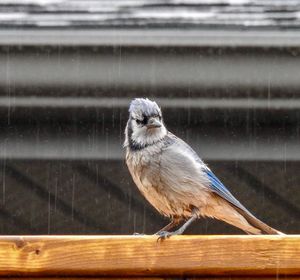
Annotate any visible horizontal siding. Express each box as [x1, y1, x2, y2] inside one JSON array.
[[0, 0, 300, 30]]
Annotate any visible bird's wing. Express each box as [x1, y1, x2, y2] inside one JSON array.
[[164, 132, 252, 215], [159, 133, 211, 193], [202, 167, 251, 214]]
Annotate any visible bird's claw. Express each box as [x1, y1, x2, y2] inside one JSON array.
[[156, 230, 174, 242]]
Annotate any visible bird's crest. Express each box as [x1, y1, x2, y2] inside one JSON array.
[[129, 98, 161, 119]]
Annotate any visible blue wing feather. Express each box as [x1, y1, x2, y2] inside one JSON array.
[[203, 168, 251, 213]]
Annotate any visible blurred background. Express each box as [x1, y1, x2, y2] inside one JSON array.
[[0, 0, 299, 235]]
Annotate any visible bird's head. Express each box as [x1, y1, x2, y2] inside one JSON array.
[[124, 98, 167, 150]]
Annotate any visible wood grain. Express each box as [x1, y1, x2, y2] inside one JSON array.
[[0, 235, 299, 277]]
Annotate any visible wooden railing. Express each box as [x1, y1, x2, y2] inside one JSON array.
[[0, 235, 299, 279]]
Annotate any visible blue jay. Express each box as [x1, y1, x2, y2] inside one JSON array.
[[124, 98, 282, 238]]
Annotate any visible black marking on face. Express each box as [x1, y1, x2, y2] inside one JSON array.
[[126, 118, 133, 142], [135, 115, 148, 126], [134, 114, 162, 127], [126, 117, 147, 151]]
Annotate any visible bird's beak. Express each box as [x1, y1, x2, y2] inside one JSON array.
[[147, 117, 162, 129]]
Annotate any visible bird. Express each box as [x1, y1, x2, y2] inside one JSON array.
[[124, 98, 282, 238]]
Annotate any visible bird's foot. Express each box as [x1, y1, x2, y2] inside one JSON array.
[[156, 230, 177, 241], [133, 232, 145, 236]]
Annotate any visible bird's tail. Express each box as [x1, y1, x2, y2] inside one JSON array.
[[234, 206, 284, 235]]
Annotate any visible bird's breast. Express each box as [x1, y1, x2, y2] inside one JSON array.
[[125, 146, 175, 216]]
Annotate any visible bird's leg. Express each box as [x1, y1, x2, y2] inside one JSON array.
[[155, 217, 182, 235], [173, 214, 197, 235], [157, 212, 197, 240]]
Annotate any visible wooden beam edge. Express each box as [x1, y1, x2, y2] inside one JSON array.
[[0, 235, 299, 277]]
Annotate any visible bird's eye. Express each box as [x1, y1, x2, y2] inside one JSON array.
[[135, 119, 143, 125], [154, 115, 162, 121]]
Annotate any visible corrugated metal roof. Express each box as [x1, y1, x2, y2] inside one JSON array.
[[1, 0, 300, 30]]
